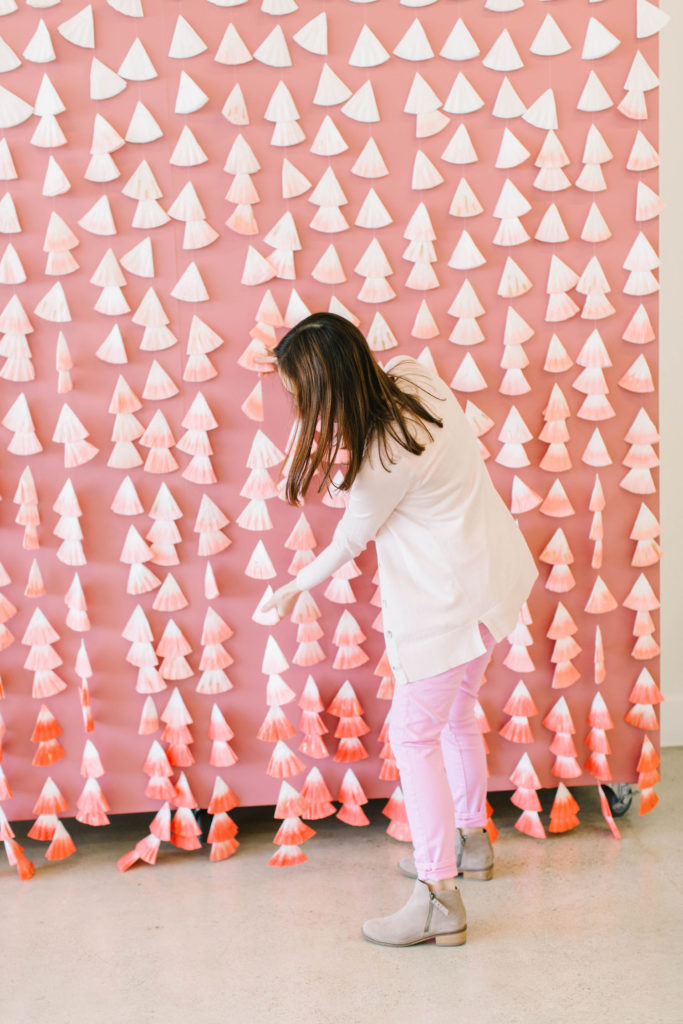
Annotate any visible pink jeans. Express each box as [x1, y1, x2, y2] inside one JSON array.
[[388, 624, 495, 882]]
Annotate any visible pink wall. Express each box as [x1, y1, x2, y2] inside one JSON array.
[[0, 0, 660, 826]]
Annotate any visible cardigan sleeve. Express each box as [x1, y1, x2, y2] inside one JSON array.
[[295, 447, 413, 592]]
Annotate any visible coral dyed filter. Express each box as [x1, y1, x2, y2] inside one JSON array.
[[0, 0, 664, 870]]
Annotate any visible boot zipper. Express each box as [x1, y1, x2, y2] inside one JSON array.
[[425, 891, 449, 932]]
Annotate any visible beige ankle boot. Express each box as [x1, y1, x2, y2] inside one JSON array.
[[362, 880, 467, 947], [398, 828, 494, 882]]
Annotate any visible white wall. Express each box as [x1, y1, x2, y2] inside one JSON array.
[[659, 0, 682, 745]]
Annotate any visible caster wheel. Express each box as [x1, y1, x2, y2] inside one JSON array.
[[601, 783, 633, 818]]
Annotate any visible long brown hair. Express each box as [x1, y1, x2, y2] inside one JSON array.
[[273, 312, 443, 506]]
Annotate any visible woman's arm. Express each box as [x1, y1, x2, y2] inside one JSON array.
[[295, 449, 413, 591], [263, 448, 413, 618]]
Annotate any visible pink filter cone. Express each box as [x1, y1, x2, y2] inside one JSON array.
[[267, 741, 305, 779], [514, 810, 546, 839], [268, 844, 307, 867], [45, 820, 76, 861], [337, 803, 370, 827]]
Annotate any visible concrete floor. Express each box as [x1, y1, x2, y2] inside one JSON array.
[[3, 748, 682, 1024]]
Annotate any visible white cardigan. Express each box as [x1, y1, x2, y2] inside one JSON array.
[[295, 357, 539, 684]]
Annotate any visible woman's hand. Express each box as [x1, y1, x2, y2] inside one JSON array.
[[261, 579, 301, 620]]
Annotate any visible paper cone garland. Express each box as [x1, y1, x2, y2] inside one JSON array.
[[510, 754, 545, 838], [0, 0, 664, 859]]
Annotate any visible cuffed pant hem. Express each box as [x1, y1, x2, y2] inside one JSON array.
[[455, 815, 487, 829], [415, 861, 460, 883]]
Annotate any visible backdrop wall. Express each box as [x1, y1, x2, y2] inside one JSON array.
[[0, 1, 664, 853]]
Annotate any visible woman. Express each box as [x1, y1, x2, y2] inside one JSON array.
[[263, 312, 538, 947]]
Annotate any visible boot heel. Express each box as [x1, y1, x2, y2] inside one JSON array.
[[462, 868, 493, 881], [435, 929, 467, 946]]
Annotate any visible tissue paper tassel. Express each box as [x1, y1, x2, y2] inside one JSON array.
[[405, 77, 449, 139], [149, 572, 187, 613], [268, 843, 307, 868], [76, 777, 110, 827], [309, 115, 347, 159], [336, 787, 370, 825], [637, 737, 660, 801], [439, 18, 478, 61], [332, 610, 366, 648], [169, 262, 209, 303], [300, 768, 336, 820], [393, 18, 434, 62], [43, 819, 76, 861], [485, 0, 524, 9], [88, 115, 124, 165], [623, 572, 659, 618], [257, 706, 297, 744], [623, 255, 659, 298], [578, 204, 611, 246], [625, 408, 659, 449], [503, 680, 537, 719], [510, 753, 542, 792], [0, 34, 20, 71], [618, 89, 649, 122], [31, 112, 68, 149], [174, 72, 209, 116], [359, 312, 395, 354], [169, 806, 202, 851], [337, 768, 368, 807], [582, 575, 618, 615], [340, 80, 381, 126], [267, 740, 306, 780], [0, 84, 33, 129], [544, 695, 576, 739], [483, 29, 523, 73], [541, 334, 572, 374], [534, 136, 571, 193], [540, 530, 575, 592], [167, 14, 206, 60], [0, 139, 16, 180], [489, 79, 525, 122], [548, 784, 580, 833], [500, 714, 533, 745], [89, 58, 127, 102], [577, 253, 612, 294], [449, 178, 483, 220], [448, 231, 486, 271], [577, 71, 613, 115], [522, 89, 558, 131], [382, 786, 410, 842], [625, 693, 659, 729], [630, 503, 661, 556], [436, 127, 474, 171], [495, 127, 529, 170], [58, 5, 95, 49], [64, 573, 90, 630], [629, 668, 663, 714], [408, 300, 437, 340], [637, 0, 670, 37], [349, 25, 390, 69], [252, 23, 290, 68], [530, 14, 571, 57], [586, 724, 613, 755], [270, 119, 305, 150], [582, 17, 620, 60], [449, 353, 485, 394], [78, 194, 118, 238], [32, 777, 69, 818], [3, 393, 43, 455], [443, 73, 484, 117]]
